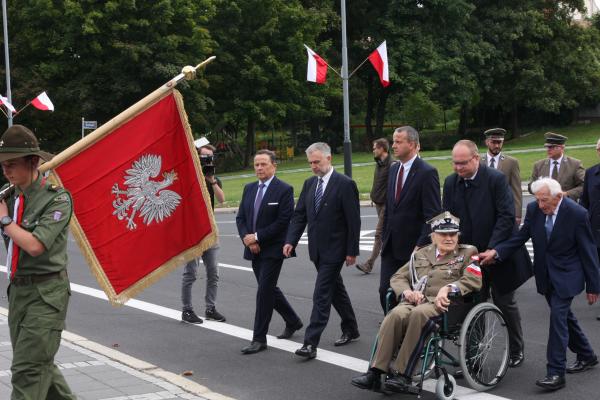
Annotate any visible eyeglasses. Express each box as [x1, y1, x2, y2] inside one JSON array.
[[452, 157, 474, 166]]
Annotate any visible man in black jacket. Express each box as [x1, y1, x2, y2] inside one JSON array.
[[443, 140, 533, 368], [284, 142, 361, 359], [378, 126, 441, 312]]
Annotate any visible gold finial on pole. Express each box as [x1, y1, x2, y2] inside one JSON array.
[[182, 56, 216, 81]]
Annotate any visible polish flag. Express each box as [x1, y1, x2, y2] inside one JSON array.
[[0, 95, 16, 114], [31, 91, 54, 111], [304, 45, 328, 84], [368, 41, 390, 87]]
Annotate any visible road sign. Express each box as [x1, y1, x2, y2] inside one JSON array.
[[83, 120, 97, 130]]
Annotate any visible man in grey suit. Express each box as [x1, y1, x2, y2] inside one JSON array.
[[480, 128, 523, 224], [528, 133, 585, 201]]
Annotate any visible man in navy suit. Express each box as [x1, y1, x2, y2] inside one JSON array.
[[580, 138, 600, 321], [379, 126, 441, 312], [443, 140, 532, 368], [284, 142, 360, 359], [481, 178, 600, 391], [236, 150, 303, 354]]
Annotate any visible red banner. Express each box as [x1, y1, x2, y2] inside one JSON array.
[[52, 90, 216, 304]]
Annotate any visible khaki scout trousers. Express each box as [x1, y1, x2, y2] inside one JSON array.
[[8, 277, 75, 400], [371, 302, 441, 375]]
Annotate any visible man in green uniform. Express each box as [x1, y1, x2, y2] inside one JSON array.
[[351, 211, 482, 393], [0, 125, 75, 399]]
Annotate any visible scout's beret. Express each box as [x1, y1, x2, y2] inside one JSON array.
[[544, 132, 567, 146], [427, 211, 460, 233], [484, 128, 506, 139]]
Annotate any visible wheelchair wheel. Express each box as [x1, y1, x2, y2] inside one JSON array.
[[435, 373, 456, 400], [458, 302, 509, 391]]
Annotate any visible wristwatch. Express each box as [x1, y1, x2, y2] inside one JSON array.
[[0, 215, 12, 228]]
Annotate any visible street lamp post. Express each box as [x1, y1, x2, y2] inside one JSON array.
[[340, 0, 352, 178], [2, 0, 11, 127]]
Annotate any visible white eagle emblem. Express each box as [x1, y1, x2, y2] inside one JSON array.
[[112, 154, 182, 230]]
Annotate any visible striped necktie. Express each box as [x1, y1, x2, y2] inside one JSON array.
[[314, 178, 324, 213]]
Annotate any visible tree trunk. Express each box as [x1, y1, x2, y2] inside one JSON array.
[[310, 117, 320, 142], [510, 104, 520, 138], [458, 102, 469, 137], [364, 73, 375, 143], [375, 86, 389, 137], [245, 117, 255, 167]]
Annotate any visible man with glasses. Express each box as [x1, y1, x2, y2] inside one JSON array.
[[528, 132, 585, 201], [580, 138, 600, 321], [443, 140, 533, 369], [480, 128, 523, 225]]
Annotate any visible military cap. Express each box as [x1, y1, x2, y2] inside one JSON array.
[[484, 128, 506, 139], [427, 211, 460, 233], [544, 132, 567, 146], [0, 125, 53, 162]]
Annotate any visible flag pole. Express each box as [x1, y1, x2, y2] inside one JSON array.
[[348, 56, 370, 79], [40, 56, 216, 174], [2, 0, 12, 128], [13, 101, 31, 117], [341, 0, 352, 178]]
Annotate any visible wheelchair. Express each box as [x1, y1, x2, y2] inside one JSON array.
[[369, 289, 510, 400]]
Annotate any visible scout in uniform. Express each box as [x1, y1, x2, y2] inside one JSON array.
[[351, 211, 482, 393], [528, 132, 585, 201], [0, 125, 75, 399]]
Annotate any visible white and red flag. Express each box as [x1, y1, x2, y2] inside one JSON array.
[[0, 95, 16, 114], [368, 41, 390, 87], [31, 91, 54, 111], [304, 44, 328, 84]]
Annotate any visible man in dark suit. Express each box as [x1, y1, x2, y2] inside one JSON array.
[[284, 142, 360, 359], [481, 178, 600, 391], [580, 139, 600, 321], [236, 150, 303, 354], [443, 140, 532, 368], [379, 126, 441, 312]]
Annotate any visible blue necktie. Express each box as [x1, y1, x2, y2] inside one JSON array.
[[252, 183, 265, 231], [314, 178, 324, 213], [545, 214, 554, 240]]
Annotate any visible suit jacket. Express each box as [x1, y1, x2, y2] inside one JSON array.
[[443, 165, 533, 294], [496, 198, 600, 298], [528, 156, 585, 201], [285, 170, 360, 264], [480, 153, 522, 219], [236, 176, 294, 260], [581, 163, 600, 246], [381, 157, 441, 260]]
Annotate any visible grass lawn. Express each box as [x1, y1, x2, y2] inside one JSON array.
[[216, 123, 600, 207]]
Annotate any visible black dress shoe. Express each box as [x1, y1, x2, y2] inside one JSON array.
[[334, 331, 360, 347], [276, 322, 303, 339], [535, 375, 565, 390], [597, 315, 600, 321], [384, 373, 410, 393], [566, 356, 598, 373], [508, 352, 524, 368], [295, 344, 317, 359], [351, 370, 381, 391], [241, 341, 267, 355]]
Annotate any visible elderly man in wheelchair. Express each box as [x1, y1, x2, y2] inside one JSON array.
[[352, 211, 483, 394]]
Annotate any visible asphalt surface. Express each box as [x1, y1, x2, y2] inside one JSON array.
[[2, 195, 600, 400]]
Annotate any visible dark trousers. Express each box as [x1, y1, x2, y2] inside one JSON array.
[[545, 289, 595, 376], [304, 261, 358, 347], [251, 257, 301, 343], [480, 273, 524, 356], [380, 251, 408, 313]]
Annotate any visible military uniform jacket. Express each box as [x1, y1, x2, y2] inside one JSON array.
[[2, 174, 73, 276], [528, 156, 585, 201], [390, 244, 483, 303], [480, 153, 522, 219]]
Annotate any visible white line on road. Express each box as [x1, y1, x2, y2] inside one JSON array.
[[0, 265, 511, 400]]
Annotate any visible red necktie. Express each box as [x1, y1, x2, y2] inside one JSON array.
[[10, 194, 24, 279], [395, 165, 404, 203]]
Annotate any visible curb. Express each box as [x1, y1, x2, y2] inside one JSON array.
[[0, 307, 236, 400]]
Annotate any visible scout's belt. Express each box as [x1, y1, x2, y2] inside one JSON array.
[[11, 270, 68, 286]]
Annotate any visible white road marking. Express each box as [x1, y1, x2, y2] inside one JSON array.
[[0, 265, 512, 399]]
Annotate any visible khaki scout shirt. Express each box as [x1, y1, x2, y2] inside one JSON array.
[[391, 244, 482, 303], [2, 174, 73, 276]]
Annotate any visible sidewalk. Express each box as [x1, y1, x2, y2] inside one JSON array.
[[0, 308, 234, 400]]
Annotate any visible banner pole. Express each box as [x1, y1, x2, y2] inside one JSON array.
[[40, 56, 216, 174]]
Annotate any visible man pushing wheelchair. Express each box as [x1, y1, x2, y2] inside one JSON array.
[[352, 211, 482, 393]]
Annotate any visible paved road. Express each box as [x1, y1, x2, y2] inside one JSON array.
[[1, 197, 600, 400]]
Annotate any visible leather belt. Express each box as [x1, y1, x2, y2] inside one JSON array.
[[11, 270, 67, 286]]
